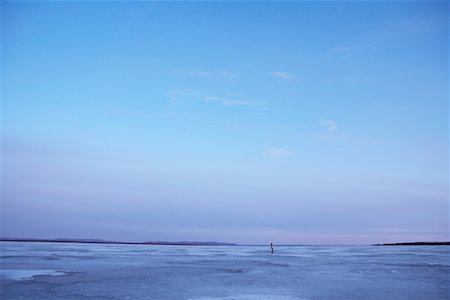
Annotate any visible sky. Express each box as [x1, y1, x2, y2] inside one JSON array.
[[1, 0, 448, 245]]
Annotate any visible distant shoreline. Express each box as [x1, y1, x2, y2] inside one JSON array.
[[0, 238, 238, 246], [1, 238, 449, 247], [372, 242, 450, 246]]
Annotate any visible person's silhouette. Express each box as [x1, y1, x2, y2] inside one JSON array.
[[270, 243, 274, 254]]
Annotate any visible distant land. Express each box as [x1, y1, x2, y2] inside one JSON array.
[[372, 242, 450, 246], [0, 238, 238, 246], [2, 238, 449, 247]]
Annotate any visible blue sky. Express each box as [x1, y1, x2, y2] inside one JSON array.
[[1, 1, 448, 244]]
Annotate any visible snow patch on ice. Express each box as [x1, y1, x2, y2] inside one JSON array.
[[0, 269, 68, 280]]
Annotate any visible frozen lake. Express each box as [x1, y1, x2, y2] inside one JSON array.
[[1, 242, 449, 300]]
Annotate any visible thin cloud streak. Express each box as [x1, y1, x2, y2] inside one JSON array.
[[264, 148, 294, 158], [189, 70, 237, 79], [329, 14, 443, 58], [167, 89, 259, 115], [204, 96, 254, 106], [271, 71, 294, 80]]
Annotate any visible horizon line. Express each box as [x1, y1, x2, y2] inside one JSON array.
[[1, 237, 449, 247]]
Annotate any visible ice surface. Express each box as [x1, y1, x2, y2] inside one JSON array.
[[1, 242, 449, 299], [189, 296, 303, 300]]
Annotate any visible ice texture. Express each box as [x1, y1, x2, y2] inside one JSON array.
[[0, 269, 68, 281], [1, 242, 449, 299]]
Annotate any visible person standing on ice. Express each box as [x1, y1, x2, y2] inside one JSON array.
[[270, 243, 274, 254]]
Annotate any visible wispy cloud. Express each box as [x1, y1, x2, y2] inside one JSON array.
[[329, 15, 443, 58], [320, 119, 337, 131], [189, 70, 237, 79], [264, 148, 294, 158], [204, 96, 253, 106], [168, 89, 199, 97], [167, 89, 259, 115], [167, 110, 193, 116], [271, 71, 294, 80]]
